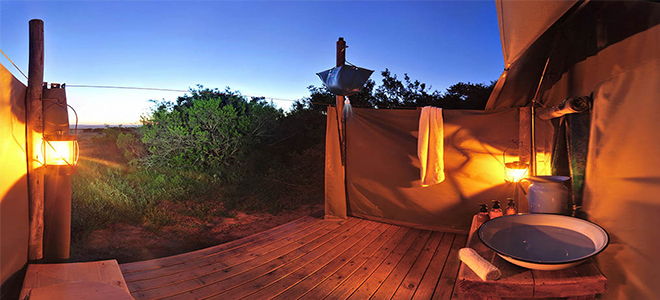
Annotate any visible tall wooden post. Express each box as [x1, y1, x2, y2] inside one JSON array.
[[336, 38, 347, 169], [336, 37, 346, 113], [26, 19, 45, 261], [335, 37, 350, 212]]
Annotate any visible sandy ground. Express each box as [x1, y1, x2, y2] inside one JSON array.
[[70, 203, 324, 263]]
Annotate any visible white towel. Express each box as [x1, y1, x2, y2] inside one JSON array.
[[458, 248, 501, 281], [418, 106, 444, 187]]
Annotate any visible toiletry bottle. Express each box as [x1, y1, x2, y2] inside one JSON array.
[[489, 200, 503, 219], [505, 198, 517, 216], [476, 204, 490, 227]]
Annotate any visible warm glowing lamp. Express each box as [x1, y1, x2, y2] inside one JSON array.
[[505, 161, 529, 182], [503, 142, 529, 183], [43, 132, 79, 174]]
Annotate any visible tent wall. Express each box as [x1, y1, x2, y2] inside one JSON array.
[[571, 20, 660, 300], [495, 0, 576, 67], [488, 1, 660, 110], [326, 107, 544, 232], [486, 1, 660, 298], [586, 58, 660, 300], [0, 64, 29, 296]]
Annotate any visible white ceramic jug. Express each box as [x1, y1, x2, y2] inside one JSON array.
[[527, 176, 570, 214]]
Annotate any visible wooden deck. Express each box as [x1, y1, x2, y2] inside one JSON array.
[[120, 216, 467, 300]]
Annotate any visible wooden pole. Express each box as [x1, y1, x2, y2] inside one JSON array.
[[336, 37, 346, 113], [335, 37, 349, 212], [26, 19, 45, 261], [336, 37, 347, 167]]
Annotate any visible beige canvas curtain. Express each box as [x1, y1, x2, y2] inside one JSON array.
[[325, 107, 538, 232], [0, 63, 29, 291], [324, 106, 347, 220]]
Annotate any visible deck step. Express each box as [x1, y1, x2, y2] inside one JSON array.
[[20, 260, 131, 300]]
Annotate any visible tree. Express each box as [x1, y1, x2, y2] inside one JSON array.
[[441, 81, 496, 109], [140, 86, 283, 179], [373, 69, 442, 108], [297, 69, 495, 110]]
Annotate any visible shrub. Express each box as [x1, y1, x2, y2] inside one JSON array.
[[70, 85, 328, 241], [140, 86, 283, 181], [116, 131, 147, 163]]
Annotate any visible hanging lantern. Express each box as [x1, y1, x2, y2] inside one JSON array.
[[505, 161, 529, 182], [43, 131, 79, 174], [503, 144, 529, 182]]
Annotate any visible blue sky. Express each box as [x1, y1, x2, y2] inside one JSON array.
[[1, 1, 504, 125]]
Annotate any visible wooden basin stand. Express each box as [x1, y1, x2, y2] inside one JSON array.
[[455, 215, 607, 300]]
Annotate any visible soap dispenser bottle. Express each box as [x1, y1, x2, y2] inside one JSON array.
[[505, 198, 517, 216], [476, 204, 490, 227], [489, 200, 503, 219]]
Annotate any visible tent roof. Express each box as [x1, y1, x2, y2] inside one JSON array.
[[496, 0, 577, 67]]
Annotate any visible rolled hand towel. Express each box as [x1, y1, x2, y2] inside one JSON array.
[[459, 248, 501, 281], [538, 96, 591, 120]]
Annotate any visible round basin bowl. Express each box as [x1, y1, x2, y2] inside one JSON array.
[[478, 214, 608, 271]]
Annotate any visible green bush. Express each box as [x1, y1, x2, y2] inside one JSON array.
[[220, 106, 327, 213], [116, 131, 147, 163], [140, 86, 283, 181], [70, 86, 328, 242], [224, 146, 324, 213]]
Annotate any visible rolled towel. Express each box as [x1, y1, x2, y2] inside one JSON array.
[[539, 96, 591, 120], [459, 248, 501, 281]]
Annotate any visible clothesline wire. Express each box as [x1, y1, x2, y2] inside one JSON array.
[[65, 84, 188, 93], [66, 84, 334, 106], [0, 48, 29, 80], [0, 49, 330, 106], [65, 84, 303, 103]]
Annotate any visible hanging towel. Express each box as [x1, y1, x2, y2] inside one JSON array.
[[418, 106, 445, 187]]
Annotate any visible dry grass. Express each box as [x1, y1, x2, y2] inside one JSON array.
[[70, 127, 324, 263]]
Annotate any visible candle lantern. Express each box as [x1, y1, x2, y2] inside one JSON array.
[[503, 144, 529, 183], [43, 131, 79, 174]]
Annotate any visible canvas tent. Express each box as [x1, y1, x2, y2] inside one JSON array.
[[0, 62, 29, 297], [325, 0, 660, 299], [2, 1, 660, 299]]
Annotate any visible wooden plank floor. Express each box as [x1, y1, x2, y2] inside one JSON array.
[[120, 216, 467, 300]]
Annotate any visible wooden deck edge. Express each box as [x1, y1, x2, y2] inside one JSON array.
[[122, 217, 347, 290], [120, 215, 321, 273]]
